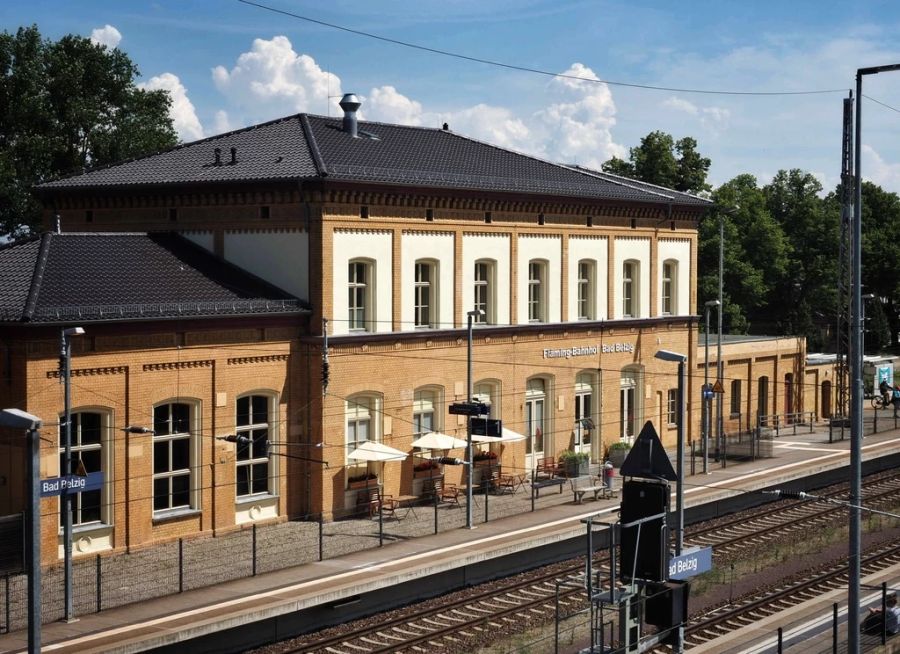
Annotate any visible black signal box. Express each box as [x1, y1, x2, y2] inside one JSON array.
[[620, 480, 669, 582]]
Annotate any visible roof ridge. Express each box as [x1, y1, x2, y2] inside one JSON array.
[[23, 232, 52, 321], [37, 114, 307, 188], [573, 165, 712, 203]]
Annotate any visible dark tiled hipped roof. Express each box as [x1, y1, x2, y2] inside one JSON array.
[[0, 233, 308, 324], [38, 113, 710, 208]]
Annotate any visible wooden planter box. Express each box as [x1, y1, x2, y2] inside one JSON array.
[[348, 479, 378, 490]]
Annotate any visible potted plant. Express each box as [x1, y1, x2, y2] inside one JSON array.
[[606, 441, 630, 468], [472, 450, 498, 467], [558, 450, 590, 477], [347, 471, 378, 490], [413, 459, 441, 478]]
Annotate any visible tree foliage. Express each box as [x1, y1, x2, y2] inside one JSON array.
[[607, 131, 900, 351], [601, 130, 711, 194], [0, 25, 177, 238]]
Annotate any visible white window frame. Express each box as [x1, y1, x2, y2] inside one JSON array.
[[59, 410, 110, 527], [666, 388, 678, 426], [152, 401, 199, 515], [235, 393, 275, 499], [623, 260, 639, 318], [413, 388, 440, 436], [662, 260, 677, 316], [414, 260, 437, 328], [348, 259, 373, 332], [528, 260, 547, 323], [346, 395, 380, 473], [525, 378, 546, 456], [474, 260, 496, 325], [577, 260, 595, 320], [574, 373, 595, 448]]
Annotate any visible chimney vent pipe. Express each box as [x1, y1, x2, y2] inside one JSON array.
[[214, 148, 221, 166], [339, 93, 362, 138], [230, 147, 237, 164]]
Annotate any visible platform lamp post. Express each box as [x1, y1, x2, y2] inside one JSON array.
[[703, 300, 720, 474], [849, 63, 900, 654], [466, 308, 485, 530], [654, 349, 686, 557], [60, 325, 84, 623], [0, 408, 43, 654]]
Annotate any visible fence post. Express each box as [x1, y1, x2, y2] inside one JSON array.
[[178, 538, 184, 593], [832, 603, 838, 653], [318, 515, 324, 562], [96, 554, 102, 613], [483, 479, 489, 523], [777, 626, 783, 653], [433, 489, 439, 535], [882, 581, 888, 645], [252, 524, 257, 577], [4, 574, 8, 633]]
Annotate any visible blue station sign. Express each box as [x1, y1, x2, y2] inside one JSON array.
[[40, 472, 104, 497], [668, 546, 713, 580]]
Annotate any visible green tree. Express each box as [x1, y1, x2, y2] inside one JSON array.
[[601, 130, 711, 193], [0, 25, 177, 238]]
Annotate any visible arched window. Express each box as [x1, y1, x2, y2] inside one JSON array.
[[473, 380, 501, 418], [574, 373, 596, 451], [662, 259, 677, 315], [235, 394, 275, 498], [526, 378, 546, 458], [346, 394, 380, 467], [152, 401, 199, 513], [413, 387, 441, 436], [577, 260, 596, 320], [348, 259, 374, 331], [620, 366, 643, 440], [623, 260, 640, 318], [528, 260, 548, 323], [474, 260, 496, 325], [59, 410, 110, 526], [414, 260, 437, 328]]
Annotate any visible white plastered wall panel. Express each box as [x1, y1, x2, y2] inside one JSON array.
[[516, 234, 562, 324], [332, 229, 393, 336], [461, 233, 511, 325], [567, 236, 608, 321], [223, 230, 309, 300], [612, 237, 651, 319], [657, 238, 691, 316], [400, 231, 455, 331], [181, 231, 214, 253]]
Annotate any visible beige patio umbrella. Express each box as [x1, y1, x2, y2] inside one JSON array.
[[410, 431, 469, 450], [471, 427, 527, 443]]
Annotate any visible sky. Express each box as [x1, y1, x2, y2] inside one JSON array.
[[4, 0, 900, 194]]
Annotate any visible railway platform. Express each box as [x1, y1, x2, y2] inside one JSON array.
[[3, 424, 900, 654]]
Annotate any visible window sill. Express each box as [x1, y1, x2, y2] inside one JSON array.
[[236, 493, 277, 506], [152, 508, 200, 524]]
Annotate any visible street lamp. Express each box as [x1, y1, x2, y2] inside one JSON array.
[[60, 325, 84, 623], [850, 65, 900, 654], [466, 308, 485, 530], [703, 300, 720, 474], [654, 349, 686, 557], [0, 408, 43, 654]]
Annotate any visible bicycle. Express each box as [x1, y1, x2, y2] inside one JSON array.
[[871, 394, 889, 410]]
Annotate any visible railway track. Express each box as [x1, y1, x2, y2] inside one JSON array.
[[684, 540, 900, 649], [260, 471, 900, 654]]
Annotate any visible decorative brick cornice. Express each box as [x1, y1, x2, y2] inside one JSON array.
[[227, 354, 289, 365], [143, 360, 214, 371], [47, 366, 127, 379]]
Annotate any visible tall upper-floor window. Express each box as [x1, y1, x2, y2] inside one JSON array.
[[528, 260, 547, 323], [667, 388, 679, 426], [153, 402, 195, 513], [474, 260, 496, 325], [577, 260, 595, 320], [623, 260, 639, 318], [59, 411, 105, 525], [662, 260, 677, 315], [235, 394, 272, 498], [348, 260, 373, 331], [414, 260, 436, 328], [346, 395, 378, 459]]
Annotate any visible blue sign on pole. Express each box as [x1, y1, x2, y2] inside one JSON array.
[[40, 472, 104, 497], [668, 546, 713, 580]]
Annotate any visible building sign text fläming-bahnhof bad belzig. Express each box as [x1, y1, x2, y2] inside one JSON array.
[[542, 343, 635, 359]]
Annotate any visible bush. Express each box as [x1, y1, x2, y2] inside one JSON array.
[[558, 450, 590, 463]]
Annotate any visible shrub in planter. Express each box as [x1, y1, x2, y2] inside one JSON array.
[[472, 450, 498, 465], [413, 459, 441, 477], [347, 472, 378, 488], [558, 450, 590, 477], [606, 441, 630, 467]]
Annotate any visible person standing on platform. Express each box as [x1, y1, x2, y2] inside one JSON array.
[[880, 379, 891, 406], [893, 386, 900, 418]]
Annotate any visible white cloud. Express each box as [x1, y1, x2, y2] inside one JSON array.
[[440, 104, 531, 151], [212, 36, 342, 122], [211, 110, 235, 135], [366, 86, 423, 125], [862, 144, 900, 189], [662, 96, 730, 132], [532, 63, 624, 168], [90, 25, 122, 49], [139, 73, 204, 142]]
